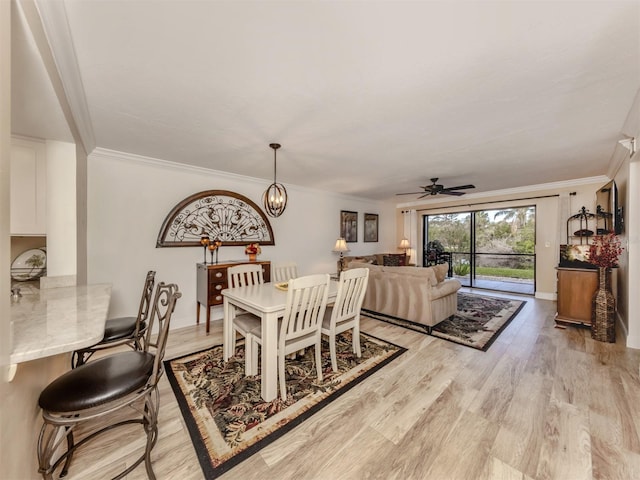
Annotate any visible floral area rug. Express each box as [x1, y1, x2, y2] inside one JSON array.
[[164, 332, 405, 479], [363, 292, 525, 351]]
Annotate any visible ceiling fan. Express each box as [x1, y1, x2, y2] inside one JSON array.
[[396, 178, 476, 198]]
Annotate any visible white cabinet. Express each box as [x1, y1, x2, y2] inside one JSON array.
[[10, 138, 46, 235]]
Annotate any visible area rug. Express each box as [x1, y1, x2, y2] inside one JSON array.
[[164, 332, 405, 479], [363, 292, 525, 351]]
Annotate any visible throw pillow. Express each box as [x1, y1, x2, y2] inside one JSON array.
[[433, 263, 448, 282], [383, 254, 406, 267], [352, 257, 375, 264]]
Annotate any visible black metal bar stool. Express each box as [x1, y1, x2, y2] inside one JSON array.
[[37, 282, 181, 479], [71, 270, 156, 368]]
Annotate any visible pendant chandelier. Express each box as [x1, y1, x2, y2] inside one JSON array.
[[262, 143, 288, 217]]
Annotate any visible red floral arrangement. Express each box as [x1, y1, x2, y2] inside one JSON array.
[[245, 243, 261, 255], [587, 233, 623, 268]]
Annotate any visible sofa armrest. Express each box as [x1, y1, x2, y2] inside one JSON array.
[[429, 278, 462, 301]]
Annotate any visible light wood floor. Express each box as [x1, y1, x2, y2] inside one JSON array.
[[61, 291, 640, 480]]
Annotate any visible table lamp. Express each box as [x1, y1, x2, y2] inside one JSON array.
[[333, 237, 350, 273], [399, 238, 410, 262]]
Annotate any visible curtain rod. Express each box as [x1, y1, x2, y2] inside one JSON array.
[[402, 193, 560, 214]]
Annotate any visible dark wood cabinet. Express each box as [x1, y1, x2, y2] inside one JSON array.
[[196, 261, 270, 333], [555, 267, 599, 326]]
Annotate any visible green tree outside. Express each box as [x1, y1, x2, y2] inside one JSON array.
[[426, 206, 535, 280]]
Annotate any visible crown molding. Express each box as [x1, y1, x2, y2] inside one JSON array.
[[396, 175, 610, 209], [90, 147, 391, 206], [90, 147, 266, 184]]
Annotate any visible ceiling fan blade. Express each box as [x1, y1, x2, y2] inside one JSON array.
[[418, 193, 431, 199], [397, 181, 474, 197], [441, 184, 475, 191]]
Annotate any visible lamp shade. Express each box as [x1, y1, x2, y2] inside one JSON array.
[[399, 238, 410, 249], [333, 237, 350, 253]]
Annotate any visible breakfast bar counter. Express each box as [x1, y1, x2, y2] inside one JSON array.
[[9, 284, 112, 365]]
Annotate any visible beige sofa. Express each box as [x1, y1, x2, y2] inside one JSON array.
[[340, 253, 404, 267], [346, 261, 461, 332]]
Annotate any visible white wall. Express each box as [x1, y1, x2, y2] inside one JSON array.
[[45, 139, 76, 277], [620, 88, 640, 349], [88, 148, 396, 330]]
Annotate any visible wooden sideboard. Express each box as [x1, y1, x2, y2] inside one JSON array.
[[196, 260, 271, 333], [555, 267, 599, 326]]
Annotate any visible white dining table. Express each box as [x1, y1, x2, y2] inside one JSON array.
[[222, 280, 338, 401]]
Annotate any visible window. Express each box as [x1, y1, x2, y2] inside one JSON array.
[[424, 206, 535, 295]]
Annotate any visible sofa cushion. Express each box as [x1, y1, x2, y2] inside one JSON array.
[[348, 262, 383, 272], [433, 263, 448, 283], [343, 255, 378, 266], [383, 254, 406, 266]]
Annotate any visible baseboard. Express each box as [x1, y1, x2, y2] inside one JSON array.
[[617, 311, 630, 343], [535, 291, 556, 301], [169, 313, 222, 331]]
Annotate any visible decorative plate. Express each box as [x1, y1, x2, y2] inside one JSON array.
[[274, 282, 288, 291], [11, 248, 46, 281]]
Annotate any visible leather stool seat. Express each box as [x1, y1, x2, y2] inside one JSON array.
[[102, 316, 146, 342], [71, 271, 156, 368], [39, 351, 155, 413]]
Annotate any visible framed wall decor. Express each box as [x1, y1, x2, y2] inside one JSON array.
[[340, 210, 358, 243], [156, 190, 275, 247], [364, 213, 378, 242]]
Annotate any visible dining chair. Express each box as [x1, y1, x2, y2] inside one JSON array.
[[245, 273, 330, 400], [272, 261, 298, 282], [321, 267, 370, 372], [227, 264, 264, 358], [71, 270, 156, 368], [37, 282, 181, 480]]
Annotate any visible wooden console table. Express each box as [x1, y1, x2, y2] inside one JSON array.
[[196, 260, 271, 333], [555, 267, 599, 326]]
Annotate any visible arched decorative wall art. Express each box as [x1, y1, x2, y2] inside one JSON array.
[[156, 190, 275, 247]]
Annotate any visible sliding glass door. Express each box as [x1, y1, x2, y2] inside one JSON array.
[[424, 206, 535, 295], [423, 212, 472, 286]]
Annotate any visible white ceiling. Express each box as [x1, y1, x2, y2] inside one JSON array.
[[11, 1, 640, 201]]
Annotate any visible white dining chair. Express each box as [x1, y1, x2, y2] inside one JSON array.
[[245, 273, 330, 400], [321, 267, 370, 371], [227, 264, 264, 358], [272, 261, 298, 282]]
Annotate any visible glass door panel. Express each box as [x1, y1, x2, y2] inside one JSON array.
[[424, 206, 535, 294], [424, 213, 472, 286]]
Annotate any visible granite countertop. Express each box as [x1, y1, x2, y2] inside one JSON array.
[[10, 284, 112, 364]]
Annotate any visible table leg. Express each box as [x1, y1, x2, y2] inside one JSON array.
[[223, 297, 233, 361], [196, 302, 200, 324], [206, 305, 211, 334], [261, 311, 278, 401]]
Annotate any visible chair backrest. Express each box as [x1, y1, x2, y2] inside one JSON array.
[[228, 264, 265, 288], [330, 268, 370, 326], [143, 282, 181, 386], [134, 270, 156, 337], [272, 262, 298, 282], [280, 274, 330, 346]]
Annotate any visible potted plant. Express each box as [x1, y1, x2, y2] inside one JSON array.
[[245, 243, 261, 262]]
